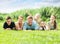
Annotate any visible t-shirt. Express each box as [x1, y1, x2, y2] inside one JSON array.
[[3, 22, 15, 29], [48, 22, 57, 30], [23, 21, 39, 30]]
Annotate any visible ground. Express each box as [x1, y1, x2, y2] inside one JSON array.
[[0, 21, 60, 44]]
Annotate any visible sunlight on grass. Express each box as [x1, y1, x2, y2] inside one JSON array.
[[0, 21, 60, 44], [0, 30, 60, 44]]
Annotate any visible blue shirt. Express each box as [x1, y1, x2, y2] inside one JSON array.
[[23, 21, 38, 30]]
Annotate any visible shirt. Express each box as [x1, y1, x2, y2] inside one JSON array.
[[3, 22, 15, 29], [23, 21, 38, 30]]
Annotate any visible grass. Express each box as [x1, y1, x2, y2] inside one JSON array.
[[0, 21, 60, 44]]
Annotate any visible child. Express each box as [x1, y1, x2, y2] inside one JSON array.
[[39, 21, 46, 30]]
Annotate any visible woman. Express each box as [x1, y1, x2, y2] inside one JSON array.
[[47, 15, 57, 30], [34, 13, 42, 25], [15, 16, 23, 30], [3, 16, 15, 30]]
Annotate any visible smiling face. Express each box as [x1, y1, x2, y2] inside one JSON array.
[[40, 21, 45, 27], [28, 18, 33, 25], [50, 15, 56, 23], [51, 15, 56, 21], [18, 16, 23, 23], [6, 19, 12, 25], [27, 16, 33, 26], [50, 18, 55, 23]]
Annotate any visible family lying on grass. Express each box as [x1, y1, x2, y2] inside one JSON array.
[[3, 13, 57, 30]]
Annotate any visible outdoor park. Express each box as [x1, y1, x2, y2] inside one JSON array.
[[0, 0, 60, 44]]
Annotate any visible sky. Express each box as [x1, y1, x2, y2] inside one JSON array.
[[0, 0, 60, 13]]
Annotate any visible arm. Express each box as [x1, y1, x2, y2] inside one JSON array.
[[34, 23, 39, 30], [23, 23, 27, 30], [15, 24, 22, 30], [12, 22, 15, 30]]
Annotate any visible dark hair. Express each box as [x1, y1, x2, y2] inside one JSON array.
[[51, 15, 56, 29], [53, 15, 56, 29], [54, 21, 56, 29], [6, 16, 11, 20]]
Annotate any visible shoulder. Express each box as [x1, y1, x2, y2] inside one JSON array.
[[33, 21, 38, 24], [12, 22, 15, 23], [11, 22, 15, 24], [23, 21, 28, 26]]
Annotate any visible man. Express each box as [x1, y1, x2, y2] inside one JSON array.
[[3, 16, 15, 30], [23, 16, 38, 30]]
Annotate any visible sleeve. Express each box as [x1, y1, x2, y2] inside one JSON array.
[[3, 22, 7, 29], [34, 23, 39, 30], [12, 22, 15, 29], [13, 22, 15, 27]]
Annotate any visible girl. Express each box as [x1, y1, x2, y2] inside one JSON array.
[[15, 16, 23, 30], [47, 15, 57, 30], [39, 21, 46, 30]]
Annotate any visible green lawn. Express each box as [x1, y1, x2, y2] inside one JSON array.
[[0, 21, 60, 44]]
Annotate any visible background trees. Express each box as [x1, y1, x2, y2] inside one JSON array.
[[0, 7, 60, 21]]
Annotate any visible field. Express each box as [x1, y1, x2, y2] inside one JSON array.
[[0, 21, 60, 44], [0, 7, 60, 44]]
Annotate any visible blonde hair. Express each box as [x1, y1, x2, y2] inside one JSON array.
[[27, 16, 33, 20], [18, 16, 23, 19]]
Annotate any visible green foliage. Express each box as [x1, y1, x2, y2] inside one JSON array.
[[0, 16, 4, 21], [0, 7, 60, 44], [0, 7, 60, 21]]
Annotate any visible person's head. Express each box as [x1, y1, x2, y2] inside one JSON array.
[[50, 15, 56, 22], [18, 16, 23, 23], [6, 16, 12, 25], [34, 13, 41, 20], [27, 16, 33, 25], [39, 21, 46, 27], [51, 15, 56, 21], [50, 15, 56, 29]]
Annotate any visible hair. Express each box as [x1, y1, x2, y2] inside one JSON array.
[[18, 16, 23, 19], [51, 15, 56, 29], [6, 16, 11, 20], [27, 16, 33, 19], [54, 21, 56, 29], [51, 15, 56, 19]]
